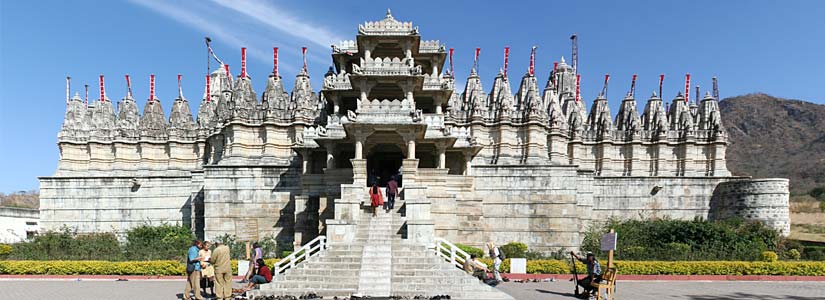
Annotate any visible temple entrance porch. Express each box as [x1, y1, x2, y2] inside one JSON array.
[[366, 144, 403, 187]]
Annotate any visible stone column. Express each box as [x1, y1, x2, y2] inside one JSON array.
[[463, 152, 473, 175], [326, 143, 336, 170], [407, 140, 416, 159], [355, 139, 364, 159], [332, 94, 341, 115], [299, 149, 310, 174], [436, 144, 446, 169]]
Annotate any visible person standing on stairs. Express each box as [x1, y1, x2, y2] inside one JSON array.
[[487, 241, 504, 282], [385, 176, 399, 212], [368, 182, 384, 217]]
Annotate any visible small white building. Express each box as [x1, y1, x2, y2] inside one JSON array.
[[0, 207, 39, 243]]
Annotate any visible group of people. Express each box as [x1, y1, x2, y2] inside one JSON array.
[[184, 241, 272, 300], [185, 240, 232, 300], [367, 175, 399, 217]]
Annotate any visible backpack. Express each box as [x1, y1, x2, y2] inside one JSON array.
[[497, 248, 506, 260]]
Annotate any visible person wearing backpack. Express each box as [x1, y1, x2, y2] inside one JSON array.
[[487, 241, 504, 282]]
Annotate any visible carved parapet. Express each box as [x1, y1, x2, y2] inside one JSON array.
[[357, 98, 413, 115], [322, 72, 352, 90], [334, 40, 358, 53], [353, 57, 422, 76], [422, 113, 444, 129], [419, 40, 444, 53], [358, 10, 417, 35]]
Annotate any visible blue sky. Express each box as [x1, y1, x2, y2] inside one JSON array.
[[1, 0, 824, 193]]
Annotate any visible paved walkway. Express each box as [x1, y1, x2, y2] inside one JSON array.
[[0, 279, 823, 299]]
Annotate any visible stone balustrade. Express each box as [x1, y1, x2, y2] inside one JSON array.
[[322, 72, 352, 90], [353, 57, 422, 76]]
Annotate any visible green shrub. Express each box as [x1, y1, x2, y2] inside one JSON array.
[[0, 244, 12, 257], [583, 218, 780, 261], [10, 228, 124, 261], [211, 234, 283, 260], [500, 242, 528, 258], [761, 251, 778, 262], [809, 187, 825, 201], [786, 249, 801, 260], [454, 243, 484, 258], [124, 224, 194, 261], [803, 246, 825, 261]]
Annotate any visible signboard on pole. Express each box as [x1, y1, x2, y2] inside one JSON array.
[[600, 232, 617, 251], [235, 219, 259, 242]]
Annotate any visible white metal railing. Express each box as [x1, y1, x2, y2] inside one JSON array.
[[434, 237, 475, 270], [274, 236, 327, 275]]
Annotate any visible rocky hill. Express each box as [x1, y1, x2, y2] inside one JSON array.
[[720, 93, 825, 194]]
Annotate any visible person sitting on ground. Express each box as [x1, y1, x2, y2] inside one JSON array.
[[243, 242, 263, 282], [571, 251, 602, 298], [462, 254, 489, 281], [241, 258, 272, 291]]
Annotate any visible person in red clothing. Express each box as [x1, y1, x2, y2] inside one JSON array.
[[368, 182, 384, 217], [241, 259, 271, 291]]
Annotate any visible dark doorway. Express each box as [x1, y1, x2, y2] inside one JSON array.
[[367, 145, 403, 187]]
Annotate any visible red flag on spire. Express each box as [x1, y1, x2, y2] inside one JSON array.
[[575, 74, 581, 102], [529, 46, 537, 76], [302, 47, 308, 71], [99, 75, 105, 102], [684, 73, 691, 103], [659, 74, 665, 98], [473, 48, 480, 71], [503, 47, 510, 78], [241, 47, 247, 78], [177, 74, 183, 98], [224, 64, 231, 89], [631, 74, 638, 97], [273, 47, 279, 77], [150, 74, 156, 102], [553, 62, 559, 87], [449, 48, 454, 75], [125, 74, 132, 98]]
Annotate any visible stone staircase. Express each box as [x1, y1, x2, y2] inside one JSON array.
[[252, 206, 512, 299]]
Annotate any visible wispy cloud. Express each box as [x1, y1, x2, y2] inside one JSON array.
[[128, 0, 344, 72], [209, 0, 344, 49]]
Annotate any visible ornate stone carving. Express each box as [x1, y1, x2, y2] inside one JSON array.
[[515, 72, 545, 120], [231, 76, 259, 122], [116, 95, 140, 139], [262, 74, 291, 121], [641, 92, 668, 136], [169, 95, 197, 139], [615, 92, 642, 139], [586, 94, 613, 140], [489, 71, 514, 119], [139, 98, 168, 139], [358, 9, 418, 36], [291, 69, 320, 122]]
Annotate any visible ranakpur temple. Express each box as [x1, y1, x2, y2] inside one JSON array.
[[41, 11, 790, 255]]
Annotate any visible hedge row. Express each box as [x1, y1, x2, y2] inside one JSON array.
[[0, 258, 279, 276], [1, 259, 823, 276], [477, 259, 825, 276]]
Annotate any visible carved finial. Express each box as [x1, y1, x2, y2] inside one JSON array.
[[651, 91, 658, 98], [386, 8, 393, 19]]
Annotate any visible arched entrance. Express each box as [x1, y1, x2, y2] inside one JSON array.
[[366, 143, 403, 187]]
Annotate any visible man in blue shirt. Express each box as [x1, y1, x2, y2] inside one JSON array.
[[571, 251, 602, 298], [184, 240, 204, 300]]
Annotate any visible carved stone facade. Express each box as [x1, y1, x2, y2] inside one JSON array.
[[40, 11, 790, 251]]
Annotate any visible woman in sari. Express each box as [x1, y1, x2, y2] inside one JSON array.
[[368, 182, 384, 217]]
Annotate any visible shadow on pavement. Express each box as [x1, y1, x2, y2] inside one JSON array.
[[537, 289, 578, 298], [688, 293, 822, 300]]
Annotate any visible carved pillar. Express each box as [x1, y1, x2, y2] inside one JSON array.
[[403, 40, 413, 61], [357, 80, 376, 111], [326, 143, 336, 170], [299, 149, 310, 174], [436, 144, 446, 169], [399, 130, 417, 159], [463, 152, 473, 175], [332, 94, 342, 115], [398, 80, 415, 107], [363, 40, 375, 61]]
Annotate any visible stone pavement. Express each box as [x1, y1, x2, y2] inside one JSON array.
[[0, 279, 824, 300]]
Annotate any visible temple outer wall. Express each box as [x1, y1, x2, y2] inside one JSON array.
[[38, 175, 193, 235], [709, 178, 791, 236]]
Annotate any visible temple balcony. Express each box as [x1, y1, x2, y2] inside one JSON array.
[[352, 57, 423, 76], [422, 113, 445, 129], [419, 40, 444, 53], [322, 72, 352, 91], [422, 73, 450, 91], [335, 40, 358, 54]]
